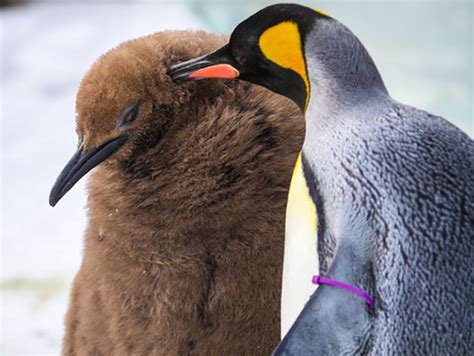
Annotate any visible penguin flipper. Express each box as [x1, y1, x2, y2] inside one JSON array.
[[273, 241, 372, 355]]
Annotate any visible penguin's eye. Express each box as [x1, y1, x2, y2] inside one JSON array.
[[117, 103, 140, 128]]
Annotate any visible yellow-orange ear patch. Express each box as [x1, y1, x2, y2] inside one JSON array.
[[258, 21, 310, 110]]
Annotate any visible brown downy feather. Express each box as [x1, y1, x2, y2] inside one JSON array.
[[63, 30, 304, 355]]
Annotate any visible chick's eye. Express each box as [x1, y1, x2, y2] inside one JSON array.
[[117, 103, 140, 128]]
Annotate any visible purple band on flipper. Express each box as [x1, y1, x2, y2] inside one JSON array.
[[312, 275, 375, 309]]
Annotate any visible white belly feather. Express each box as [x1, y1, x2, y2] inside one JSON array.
[[281, 152, 319, 338]]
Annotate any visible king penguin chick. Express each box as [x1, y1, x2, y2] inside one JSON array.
[[49, 30, 304, 355], [169, 4, 474, 355]]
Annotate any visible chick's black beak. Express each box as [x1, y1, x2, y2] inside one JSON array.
[[167, 45, 240, 83], [49, 135, 128, 207]]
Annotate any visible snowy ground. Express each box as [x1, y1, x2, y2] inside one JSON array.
[[1, 1, 472, 354]]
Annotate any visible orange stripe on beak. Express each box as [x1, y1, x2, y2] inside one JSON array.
[[189, 64, 240, 79]]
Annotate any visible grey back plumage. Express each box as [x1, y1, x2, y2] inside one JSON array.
[[366, 103, 473, 354]]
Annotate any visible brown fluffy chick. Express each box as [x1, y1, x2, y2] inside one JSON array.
[[49, 30, 303, 355]]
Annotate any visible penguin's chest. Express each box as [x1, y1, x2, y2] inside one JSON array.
[[281, 152, 319, 337]]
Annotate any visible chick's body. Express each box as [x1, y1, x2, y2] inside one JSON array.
[[62, 31, 303, 355]]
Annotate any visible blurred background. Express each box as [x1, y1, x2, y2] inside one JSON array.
[[1, 0, 472, 354]]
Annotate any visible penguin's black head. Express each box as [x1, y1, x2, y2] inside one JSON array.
[[168, 4, 329, 111]]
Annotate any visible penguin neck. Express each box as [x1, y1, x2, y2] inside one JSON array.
[[303, 19, 389, 119]]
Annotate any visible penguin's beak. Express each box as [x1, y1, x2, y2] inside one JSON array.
[[49, 135, 128, 207], [167, 45, 240, 83]]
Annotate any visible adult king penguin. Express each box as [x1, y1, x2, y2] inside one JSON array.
[[49, 30, 304, 354], [168, 4, 474, 355]]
